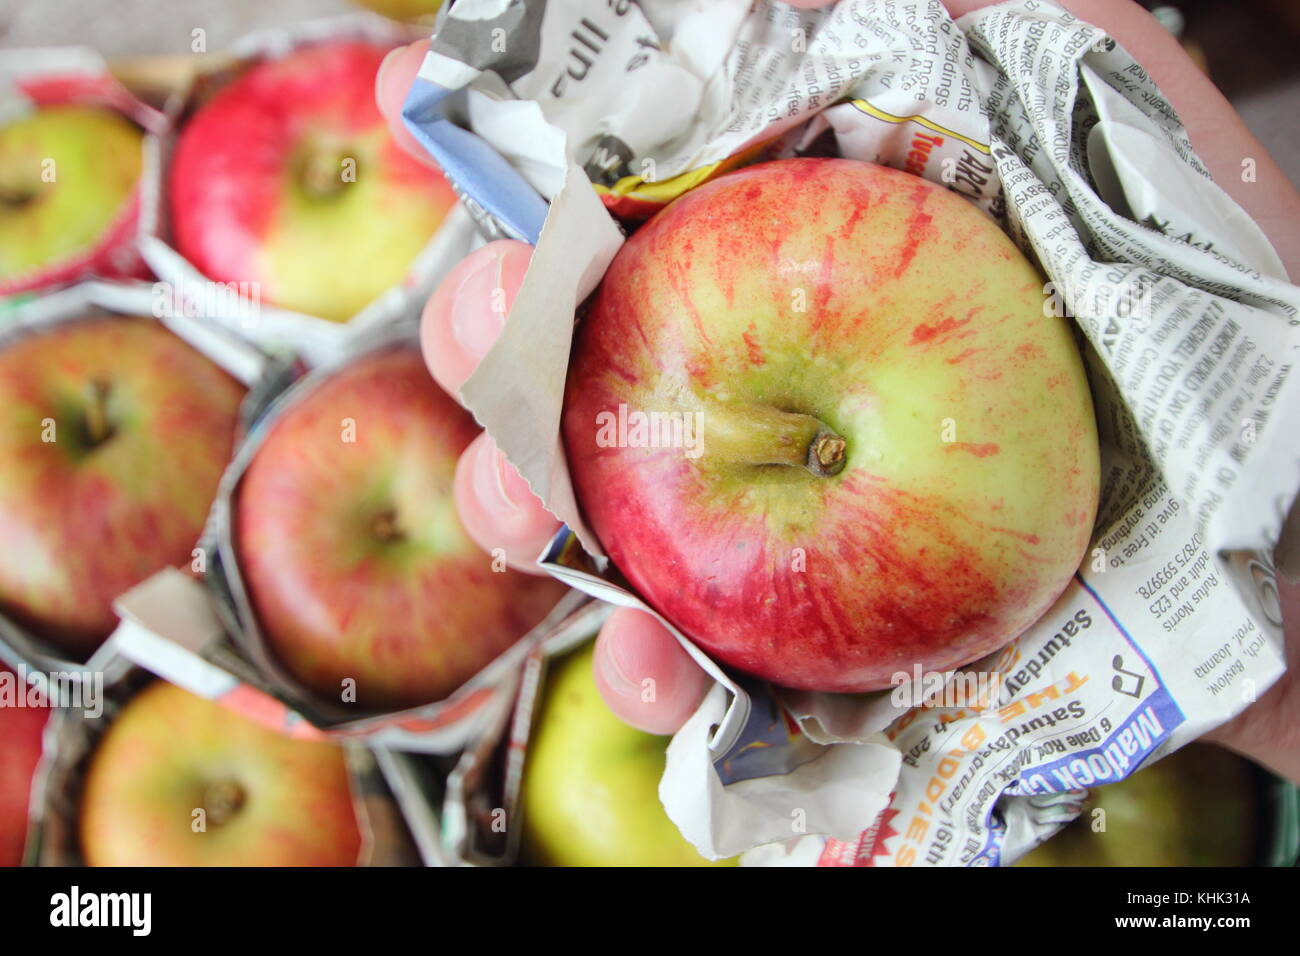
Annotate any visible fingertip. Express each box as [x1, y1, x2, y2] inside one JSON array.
[[593, 608, 709, 735], [421, 240, 533, 398], [453, 431, 560, 575], [375, 40, 430, 121], [375, 40, 443, 168]]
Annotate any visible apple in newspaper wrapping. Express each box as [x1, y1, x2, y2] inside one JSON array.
[[1017, 743, 1259, 866], [235, 347, 567, 711], [0, 318, 245, 657], [0, 665, 49, 867], [0, 105, 143, 287], [520, 643, 734, 867], [170, 41, 457, 323], [563, 158, 1100, 692], [80, 681, 362, 866]]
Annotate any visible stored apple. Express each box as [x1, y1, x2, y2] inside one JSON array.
[[236, 347, 566, 711], [0, 105, 142, 286], [1016, 743, 1259, 866], [563, 158, 1100, 692], [0, 317, 245, 656], [349, 0, 444, 21], [80, 681, 361, 866], [170, 41, 457, 322], [0, 665, 49, 867], [520, 642, 733, 867]]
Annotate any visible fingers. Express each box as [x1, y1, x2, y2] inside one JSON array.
[[422, 239, 549, 572], [421, 239, 533, 398], [453, 431, 561, 575], [593, 607, 711, 735], [374, 39, 442, 169]]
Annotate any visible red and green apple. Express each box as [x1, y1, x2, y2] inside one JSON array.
[[0, 317, 245, 657], [236, 346, 567, 711], [80, 681, 361, 866], [0, 105, 142, 287], [170, 41, 457, 323], [563, 158, 1100, 692]]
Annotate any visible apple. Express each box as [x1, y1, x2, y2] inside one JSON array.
[[170, 41, 457, 323], [80, 680, 361, 866], [0, 317, 245, 657], [0, 105, 142, 287], [1016, 743, 1259, 866], [0, 665, 49, 867], [520, 642, 734, 867], [349, 0, 445, 21], [236, 346, 567, 711], [563, 158, 1100, 692]]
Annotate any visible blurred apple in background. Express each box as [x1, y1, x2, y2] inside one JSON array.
[[0, 105, 142, 286], [520, 642, 733, 867], [170, 41, 457, 323], [564, 158, 1099, 693], [0, 664, 49, 867], [236, 347, 566, 711], [80, 681, 361, 866], [0, 318, 245, 657], [1016, 743, 1259, 866], [350, 0, 444, 22]]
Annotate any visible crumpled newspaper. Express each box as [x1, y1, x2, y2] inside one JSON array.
[[402, 0, 1298, 864]]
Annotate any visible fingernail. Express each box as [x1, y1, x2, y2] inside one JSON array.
[[375, 47, 404, 116], [451, 248, 510, 360], [597, 629, 639, 696], [474, 438, 532, 517]]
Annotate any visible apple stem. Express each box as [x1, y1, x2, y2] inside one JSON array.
[[811, 431, 848, 476], [299, 149, 348, 199], [0, 184, 35, 207], [699, 399, 847, 477], [202, 780, 245, 827], [370, 508, 405, 543], [83, 379, 114, 447]]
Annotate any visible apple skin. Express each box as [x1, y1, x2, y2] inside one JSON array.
[[80, 681, 361, 866], [0, 105, 142, 286], [0, 318, 245, 657], [236, 347, 567, 711], [0, 665, 49, 867], [170, 41, 457, 323], [563, 158, 1100, 693], [350, 0, 444, 21], [1016, 744, 1259, 866], [520, 643, 734, 867]]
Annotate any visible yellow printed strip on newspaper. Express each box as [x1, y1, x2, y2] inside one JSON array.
[[592, 139, 773, 207], [850, 99, 991, 154]]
